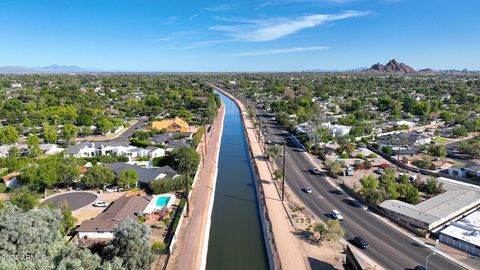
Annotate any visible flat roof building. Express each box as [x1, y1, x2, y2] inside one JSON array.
[[439, 210, 480, 257], [380, 178, 480, 233]]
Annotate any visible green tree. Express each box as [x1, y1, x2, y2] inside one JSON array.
[[26, 134, 40, 157], [58, 157, 80, 187], [10, 188, 38, 211], [403, 183, 419, 204], [265, 145, 282, 160], [381, 146, 393, 156], [42, 123, 58, 143], [58, 200, 77, 236], [0, 126, 19, 144], [62, 123, 79, 142], [81, 165, 115, 189], [102, 219, 153, 270], [324, 160, 344, 177], [428, 145, 446, 158], [117, 169, 138, 189], [452, 126, 468, 138], [325, 219, 345, 241], [96, 118, 115, 135], [171, 147, 200, 174]]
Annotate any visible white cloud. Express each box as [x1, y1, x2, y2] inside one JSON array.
[[233, 46, 329, 56], [189, 13, 201, 21], [211, 10, 370, 42], [204, 3, 238, 12]]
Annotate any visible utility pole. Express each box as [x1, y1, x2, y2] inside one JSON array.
[[204, 124, 208, 155], [282, 141, 286, 201], [185, 163, 190, 217]]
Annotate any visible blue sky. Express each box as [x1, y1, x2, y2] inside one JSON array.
[[0, 0, 479, 71]]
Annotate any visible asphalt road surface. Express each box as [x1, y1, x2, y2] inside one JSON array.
[[44, 192, 97, 211], [253, 103, 464, 270]]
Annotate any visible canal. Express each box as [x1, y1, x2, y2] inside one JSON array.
[[206, 90, 269, 270]]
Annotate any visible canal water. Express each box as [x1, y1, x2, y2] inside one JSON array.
[[206, 91, 269, 270]]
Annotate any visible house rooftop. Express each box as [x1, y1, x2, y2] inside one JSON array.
[[76, 195, 151, 232], [105, 162, 178, 183]]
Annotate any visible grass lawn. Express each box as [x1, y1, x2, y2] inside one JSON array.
[[452, 161, 465, 167], [434, 137, 449, 143]]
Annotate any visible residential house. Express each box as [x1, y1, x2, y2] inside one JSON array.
[[39, 144, 64, 155], [105, 162, 178, 187], [165, 141, 190, 152], [377, 132, 432, 148], [150, 132, 193, 145], [65, 141, 164, 161], [151, 117, 189, 132], [321, 122, 352, 138], [2, 172, 21, 188], [448, 165, 480, 179], [76, 195, 151, 239]]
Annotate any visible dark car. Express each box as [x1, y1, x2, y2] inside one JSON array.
[[413, 266, 426, 270], [353, 236, 369, 249]]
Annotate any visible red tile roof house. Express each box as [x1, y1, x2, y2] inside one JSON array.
[[76, 195, 151, 240]]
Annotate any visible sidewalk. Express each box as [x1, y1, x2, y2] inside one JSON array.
[[215, 86, 309, 270], [166, 103, 225, 270]]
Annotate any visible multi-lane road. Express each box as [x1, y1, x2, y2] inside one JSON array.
[[253, 103, 464, 270]]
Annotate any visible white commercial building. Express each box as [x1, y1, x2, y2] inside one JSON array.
[[439, 210, 480, 257], [380, 178, 480, 232]]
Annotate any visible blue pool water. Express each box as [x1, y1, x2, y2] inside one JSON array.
[[156, 196, 170, 207]]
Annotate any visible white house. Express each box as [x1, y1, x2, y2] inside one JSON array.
[[321, 122, 352, 138], [65, 141, 165, 161], [39, 144, 64, 155], [395, 120, 416, 128]]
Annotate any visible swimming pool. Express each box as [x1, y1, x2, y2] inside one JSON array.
[[156, 196, 171, 207]]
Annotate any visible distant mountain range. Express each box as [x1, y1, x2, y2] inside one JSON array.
[[0, 65, 99, 74]]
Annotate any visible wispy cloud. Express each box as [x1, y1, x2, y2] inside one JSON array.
[[204, 3, 238, 12], [210, 10, 370, 42], [172, 39, 236, 50], [189, 13, 201, 21], [162, 16, 178, 25], [233, 46, 329, 56], [154, 31, 199, 43]]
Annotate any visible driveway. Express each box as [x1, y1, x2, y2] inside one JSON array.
[[43, 192, 97, 211]]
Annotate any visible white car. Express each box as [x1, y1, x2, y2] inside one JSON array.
[[331, 210, 344, 221], [93, 201, 109, 207]]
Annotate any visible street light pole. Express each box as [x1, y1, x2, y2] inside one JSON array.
[[425, 251, 436, 270]]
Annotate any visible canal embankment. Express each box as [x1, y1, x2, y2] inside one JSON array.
[[213, 85, 309, 270], [166, 102, 225, 270]]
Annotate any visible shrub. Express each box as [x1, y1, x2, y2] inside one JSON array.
[[151, 241, 166, 254], [367, 153, 378, 159]]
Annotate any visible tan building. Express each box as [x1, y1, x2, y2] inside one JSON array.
[[151, 117, 189, 132]]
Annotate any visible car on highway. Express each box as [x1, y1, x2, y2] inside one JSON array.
[[310, 167, 320, 174], [302, 187, 313, 194], [413, 266, 426, 270], [352, 236, 369, 249], [331, 210, 344, 220], [93, 201, 109, 207]]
